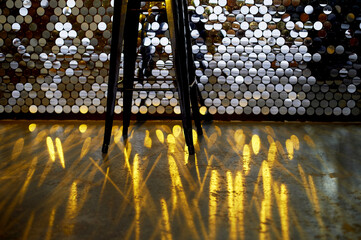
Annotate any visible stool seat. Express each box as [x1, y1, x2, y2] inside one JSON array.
[[102, 0, 203, 155]]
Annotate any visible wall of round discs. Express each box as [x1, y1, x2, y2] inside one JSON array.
[[0, 0, 360, 119]]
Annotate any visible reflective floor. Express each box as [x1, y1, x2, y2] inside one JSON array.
[[0, 120, 361, 240]]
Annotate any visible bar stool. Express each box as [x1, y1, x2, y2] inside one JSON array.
[[102, 0, 203, 155]]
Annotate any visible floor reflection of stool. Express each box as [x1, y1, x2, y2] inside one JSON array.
[[102, 0, 202, 155]]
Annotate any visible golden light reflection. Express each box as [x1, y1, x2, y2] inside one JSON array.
[[308, 175, 326, 232], [286, 139, 294, 160], [242, 144, 251, 175], [80, 137, 91, 159], [275, 140, 287, 161], [46, 137, 56, 162], [304, 135, 315, 148], [111, 125, 118, 136], [160, 199, 172, 240], [63, 125, 74, 135], [50, 125, 61, 134], [167, 134, 176, 153], [192, 199, 209, 239], [99, 167, 110, 201], [234, 129, 245, 149], [45, 208, 56, 240], [195, 152, 214, 202], [114, 126, 123, 144], [279, 184, 290, 240], [260, 160, 272, 240], [89, 157, 127, 199], [234, 171, 244, 239], [22, 211, 35, 240], [141, 154, 163, 191], [184, 144, 189, 165], [64, 181, 78, 236], [124, 143, 132, 173], [251, 134, 261, 155], [170, 170, 178, 212], [227, 171, 236, 240], [79, 124, 87, 133], [298, 164, 312, 201], [55, 138, 65, 168], [32, 130, 47, 146], [209, 170, 219, 240], [11, 138, 24, 161], [156, 129, 165, 143], [168, 155, 198, 237], [194, 154, 201, 184], [38, 159, 53, 187], [76, 165, 97, 213], [298, 165, 325, 237], [19, 157, 38, 204], [2, 121, 359, 240], [259, 199, 269, 240], [28, 123, 37, 132], [168, 156, 181, 208], [267, 142, 277, 167], [262, 160, 272, 204], [291, 135, 299, 150], [265, 126, 276, 138], [133, 154, 142, 240], [172, 125, 182, 138], [267, 135, 275, 145], [192, 129, 198, 145], [249, 167, 263, 207], [144, 130, 152, 149], [214, 125, 222, 136], [206, 132, 218, 147]]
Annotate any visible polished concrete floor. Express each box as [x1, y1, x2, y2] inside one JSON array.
[[0, 120, 360, 240]]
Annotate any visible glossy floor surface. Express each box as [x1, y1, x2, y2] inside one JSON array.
[[0, 120, 361, 240]]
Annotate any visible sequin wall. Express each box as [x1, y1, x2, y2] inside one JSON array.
[[0, 0, 360, 118]]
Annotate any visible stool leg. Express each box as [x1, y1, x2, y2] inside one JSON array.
[[178, 84, 195, 154], [181, 0, 202, 136], [122, 0, 141, 138], [102, 0, 128, 153], [190, 84, 203, 135], [178, 80, 195, 154], [166, 0, 195, 155]]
